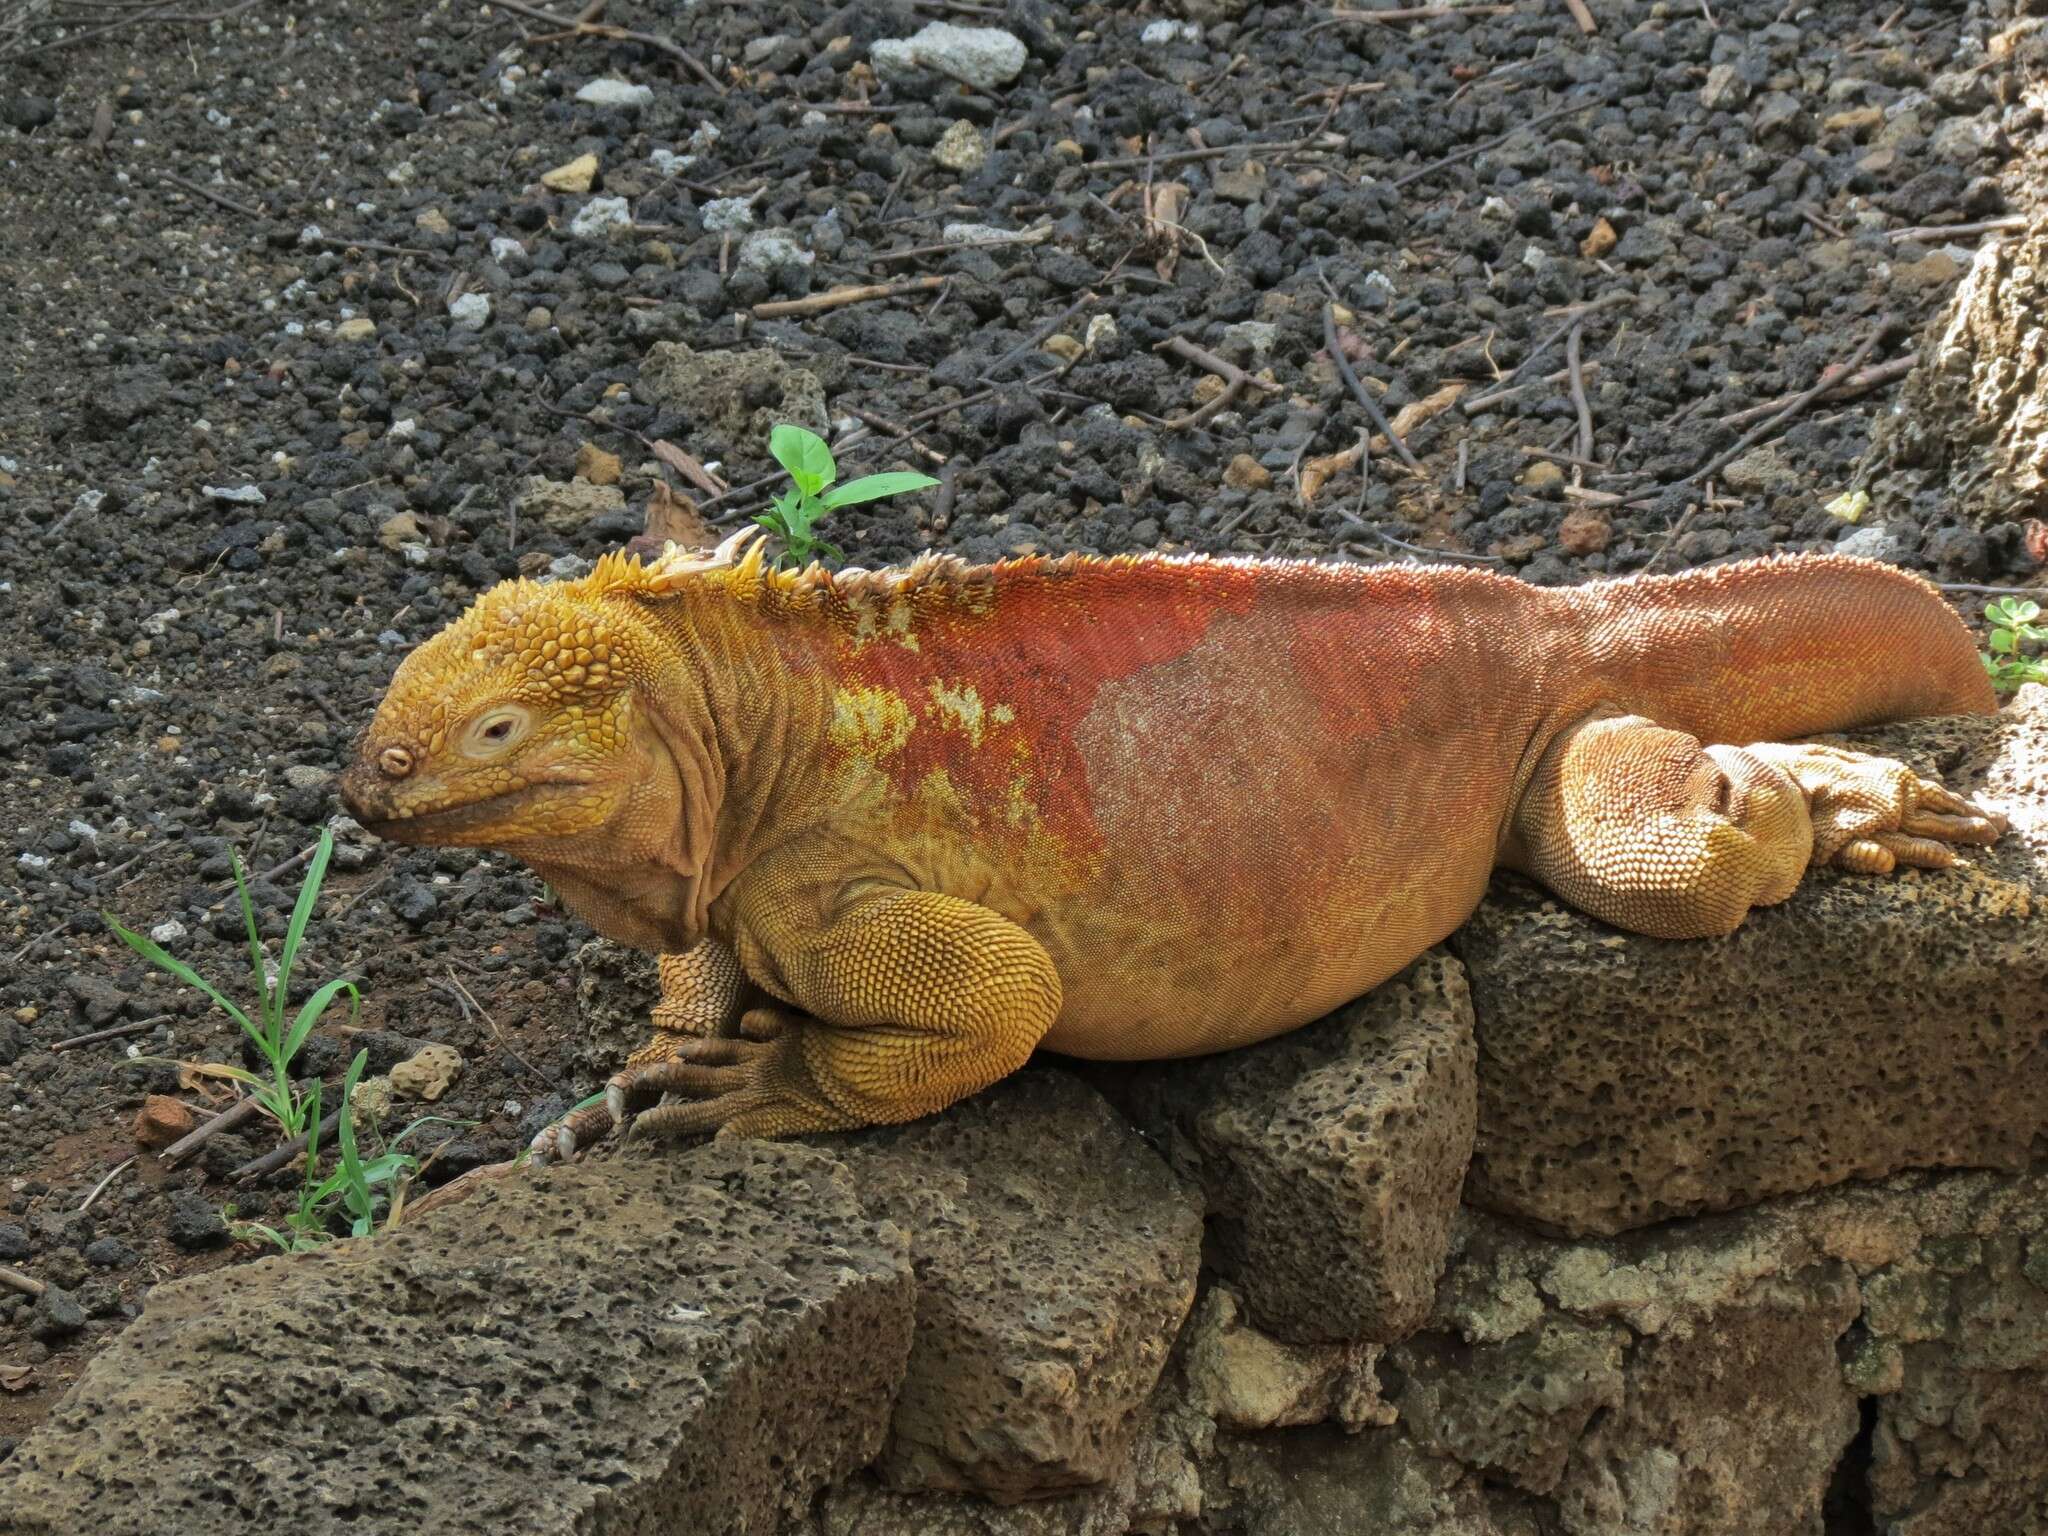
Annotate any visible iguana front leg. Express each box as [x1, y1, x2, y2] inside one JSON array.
[[620, 883, 1062, 1140], [1508, 712, 2005, 941], [527, 939, 745, 1162]]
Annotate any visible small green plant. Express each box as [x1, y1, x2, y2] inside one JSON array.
[[106, 824, 359, 1142], [756, 424, 938, 569], [1982, 596, 2048, 694], [227, 1049, 427, 1254]]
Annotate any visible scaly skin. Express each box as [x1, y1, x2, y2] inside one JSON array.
[[339, 538, 2005, 1153]]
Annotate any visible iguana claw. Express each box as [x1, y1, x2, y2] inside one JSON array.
[[526, 1120, 581, 1167]]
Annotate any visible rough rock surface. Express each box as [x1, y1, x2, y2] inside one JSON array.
[[573, 934, 664, 1073], [1862, 212, 2048, 535], [1127, 952, 1476, 1343], [826, 1070, 1203, 1501], [0, 1143, 915, 1536], [1199, 1426, 1540, 1536], [1459, 691, 2048, 1235], [635, 342, 829, 458], [1179, 1285, 1391, 1434]]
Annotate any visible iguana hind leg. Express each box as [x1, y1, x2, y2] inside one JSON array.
[[1509, 712, 2005, 941], [527, 939, 746, 1163], [625, 886, 1062, 1141]]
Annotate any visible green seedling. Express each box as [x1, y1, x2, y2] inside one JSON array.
[[1981, 596, 2048, 695], [106, 824, 358, 1142], [755, 423, 938, 569], [227, 1050, 435, 1253]]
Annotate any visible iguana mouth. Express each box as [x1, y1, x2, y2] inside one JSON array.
[[346, 780, 587, 843]]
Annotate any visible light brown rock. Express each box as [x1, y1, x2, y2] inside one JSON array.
[[1459, 691, 2048, 1235], [377, 509, 424, 552], [131, 1094, 194, 1149], [830, 1070, 1203, 1501], [513, 475, 627, 533], [1222, 453, 1271, 491], [0, 1143, 914, 1536], [1128, 951, 1477, 1344], [1556, 506, 1610, 554], [389, 1042, 461, 1101], [636, 343, 828, 460], [540, 152, 598, 193], [573, 441, 622, 486]]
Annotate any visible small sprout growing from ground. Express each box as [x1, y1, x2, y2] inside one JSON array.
[[1982, 596, 2047, 694], [105, 824, 357, 1143], [106, 825, 434, 1252], [755, 424, 938, 569]]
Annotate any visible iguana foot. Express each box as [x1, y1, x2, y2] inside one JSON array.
[[526, 1099, 613, 1166], [525, 941, 750, 1162], [1744, 743, 2006, 873], [611, 1007, 856, 1140]]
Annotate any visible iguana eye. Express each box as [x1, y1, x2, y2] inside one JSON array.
[[462, 706, 531, 757]]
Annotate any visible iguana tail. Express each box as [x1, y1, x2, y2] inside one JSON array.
[[1558, 553, 1998, 746]]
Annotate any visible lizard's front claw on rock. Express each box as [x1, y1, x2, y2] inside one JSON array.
[[526, 1099, 616, 1165], [527, 1122, 578, 1166], [614, 1036, 785, 1144]]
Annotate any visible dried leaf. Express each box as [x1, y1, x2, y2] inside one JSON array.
[[650, 439, 729, 498], [644, 481, 716, 550], [1386, 382, 1466, 440], [1, 1363, 38, 1394], [1299, 441, 1365, 506], [1148, 181, 1189, 281], [2023, 517, 2048, 565]]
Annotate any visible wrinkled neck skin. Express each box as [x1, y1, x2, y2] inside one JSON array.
[[512, 594, 813, 954]]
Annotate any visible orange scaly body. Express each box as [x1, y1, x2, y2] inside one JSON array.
[[343, 544, 2004, 1141]]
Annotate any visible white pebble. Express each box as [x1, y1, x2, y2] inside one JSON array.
[[448, 292, 492, 331], [575, 78, 654, 110], [570, 196, 632, 238]]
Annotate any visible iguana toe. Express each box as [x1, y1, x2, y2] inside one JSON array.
[[525, 1097, 616, 1165]]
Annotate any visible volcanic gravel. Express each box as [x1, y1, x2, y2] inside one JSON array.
[[2, 0, 2044, 1440]]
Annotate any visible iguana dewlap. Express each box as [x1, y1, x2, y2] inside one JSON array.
[[340, 538, 2004, 1150]]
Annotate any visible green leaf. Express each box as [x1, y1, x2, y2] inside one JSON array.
[[229, 850, 273, 1040], [819, 472, 940, 509], [103, 916, 259, 1044], [273, 828, 334, 1043], [769, 424, 836, 497], [282, 975, 360, 1066]]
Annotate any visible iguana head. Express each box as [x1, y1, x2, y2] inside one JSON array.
[[338, 572, 661, 853]]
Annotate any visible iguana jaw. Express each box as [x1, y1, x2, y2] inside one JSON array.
[[340, 776, 599, 848]]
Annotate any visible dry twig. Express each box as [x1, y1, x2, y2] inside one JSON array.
[[1717, 353, 1916, 428], [750, 276, 946, 319], [1322, 306, 1423, 471], [484, 0, 721, 92]]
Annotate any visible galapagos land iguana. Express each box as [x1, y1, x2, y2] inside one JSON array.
[[339, 535, 2006, 1158]]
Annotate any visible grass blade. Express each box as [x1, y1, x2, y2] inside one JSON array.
[[229, 849, 274, 1043], [103, 917, 258, 1039], [282, 975, 360, 1064], [273, 828, 334, 1036], [820, 471, 940, 508]]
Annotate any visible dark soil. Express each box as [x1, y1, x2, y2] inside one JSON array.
[[3, 0, 2044, 1449]]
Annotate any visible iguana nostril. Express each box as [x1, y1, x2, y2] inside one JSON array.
[[379, 746, 415, 778]]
